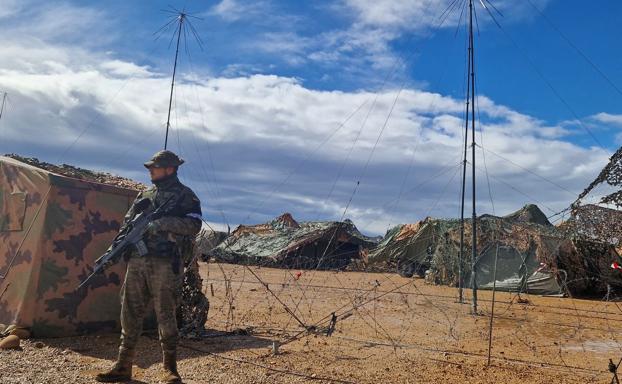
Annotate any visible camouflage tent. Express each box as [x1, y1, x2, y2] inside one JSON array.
[[195, 225, 228, 261], [568, 144, 622, 258], [562, 204, 622, 253], [368, 205, 620, 296], [0, 156, 138, 337], [211, 213, 378, 270]]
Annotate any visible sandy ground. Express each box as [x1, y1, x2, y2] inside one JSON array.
[[2, 262, 622, 383]]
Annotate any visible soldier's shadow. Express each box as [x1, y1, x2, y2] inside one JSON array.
[[45, 327, 274, 370]]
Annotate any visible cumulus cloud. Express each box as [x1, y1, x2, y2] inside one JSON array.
[[0, 51, 608, 235], [0, 0, 608, 236]]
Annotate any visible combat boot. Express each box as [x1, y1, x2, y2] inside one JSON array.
[[96, 347, 134, 382], [162, 349, 182, 384]]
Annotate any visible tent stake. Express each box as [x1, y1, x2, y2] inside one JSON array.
[[272, 340, 281, 355]]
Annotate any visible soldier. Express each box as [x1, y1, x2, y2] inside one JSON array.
[[96, 150, 202, 384]]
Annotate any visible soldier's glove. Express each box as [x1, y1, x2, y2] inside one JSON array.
[[146, 220, 162, 236]]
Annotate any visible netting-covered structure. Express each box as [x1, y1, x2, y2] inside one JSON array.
[[561, 204, 622, 253], [368, 205, 620, 295], [0, 155, 210, 337], [195, 225, 228, 261], [0, 156, 137, 336], [211, 213, 378, 270], [568, 146, 622, 252]]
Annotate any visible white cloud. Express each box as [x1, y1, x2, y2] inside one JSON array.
[[0, 0, 607, 236], [0, 43, 608, 234], [100, 60, 152, 78], [210, 0, 289, 24], [343, 0, 456, 31], [7, 2, 113, 46], [342, 0, 553, 31], [592, 112, 622, 126], [242, 0, 555, 75], [0, 0, 23, 19]]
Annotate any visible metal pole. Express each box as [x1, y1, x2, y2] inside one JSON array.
[[0, 92, 7, 121], [165, 14, 185, 150], [468, 0, 478, 314], [458, 40, 471, 304], [487, 241, 499, 365]]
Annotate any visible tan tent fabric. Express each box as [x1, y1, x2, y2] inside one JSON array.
[[0, 156, 138, 337]]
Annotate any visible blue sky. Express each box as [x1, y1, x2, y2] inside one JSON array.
[[101, 0, 622, 121], [0, 0, 621, 235]]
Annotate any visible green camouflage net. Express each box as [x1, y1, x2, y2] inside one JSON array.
[[368, 205, 621, 296], [179, 259, 209, 338]]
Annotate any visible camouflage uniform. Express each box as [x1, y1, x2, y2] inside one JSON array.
[[97, 151, 202, 384]]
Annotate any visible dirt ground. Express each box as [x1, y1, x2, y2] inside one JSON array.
[[3, 262, 622, 383]]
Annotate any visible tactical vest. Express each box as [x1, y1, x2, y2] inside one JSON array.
[[140, 179, 198, 267]]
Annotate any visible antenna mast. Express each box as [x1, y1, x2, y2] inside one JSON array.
[[469, 0, 478, 314], [164, 12, 186, 150], [458, 0, 479, 313]]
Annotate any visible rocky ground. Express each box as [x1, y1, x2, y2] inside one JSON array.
[[2, 263, 621, 383]]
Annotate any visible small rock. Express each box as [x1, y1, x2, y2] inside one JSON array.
[[34, 341, 45, 348], [9, 328, 30, 340], [0, 335, 20, 349]]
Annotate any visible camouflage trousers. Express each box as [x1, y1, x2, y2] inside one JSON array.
[[119, 256, 182, 351]]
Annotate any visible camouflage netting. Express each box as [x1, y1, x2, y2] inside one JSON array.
[[565, 146, 622, 254], [5, 154, 148, 191], [575, 146, 622, 209], [178, 259, 209, 338], [195, 225, 228, 261], [211, 213, 378, 270], [368, 204, 621, 296], [0, 156, 209, 337], [560, 205, 622, 253]]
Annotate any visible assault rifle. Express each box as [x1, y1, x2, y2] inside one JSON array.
[[77, 195, 176, 290]]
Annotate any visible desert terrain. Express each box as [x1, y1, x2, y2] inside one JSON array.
[[2, 263, 621, 383]]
